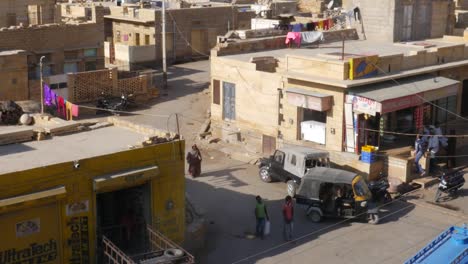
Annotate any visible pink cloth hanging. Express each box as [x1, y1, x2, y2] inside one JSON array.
[[285, 32, 301, 48]]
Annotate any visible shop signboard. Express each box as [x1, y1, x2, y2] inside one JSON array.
[[381, 94, 424, 114], [348, 95, 381, 116], [287, 92, 331, 111], [349, 55, 379, 80]]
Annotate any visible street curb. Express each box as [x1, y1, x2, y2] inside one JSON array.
[[403, 197, 468, 220]]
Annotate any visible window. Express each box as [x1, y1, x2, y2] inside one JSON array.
[[290, 154, 296, 166], [84, 48, 97, 57], [35, 65, 52, 79], [212, 79, 220, 105], [273, 150, 285, 164], [402, 5, 413, 41], [135, 33, 140, 46], [59, 82, 67, 89], [64, 62, 78, 73], [145, 34, 150, 45], [304, 108, 326, 123], [222, 82, 236, 120], [116, 31, 121, 43], [85, 61, 97, 71]]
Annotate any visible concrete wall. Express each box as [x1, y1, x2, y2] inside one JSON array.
[[0, 140, 186, 263], [359, 0, 454, 42], [210, 56, 282, 152], [0, 52, 28, 101]]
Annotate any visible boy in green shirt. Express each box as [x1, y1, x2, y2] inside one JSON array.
[[255, 195, 269, 239]]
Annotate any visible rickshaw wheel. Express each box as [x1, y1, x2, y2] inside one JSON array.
[[368, 213, 380, 225], [307, 210, 322, 223]]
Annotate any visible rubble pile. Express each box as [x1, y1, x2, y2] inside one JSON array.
[[0, 101, 24, 125]]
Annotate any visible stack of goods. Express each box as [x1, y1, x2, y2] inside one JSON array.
[[361, 145, 377, 164]]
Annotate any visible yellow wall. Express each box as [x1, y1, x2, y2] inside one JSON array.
[[0, 140, 185, 264]]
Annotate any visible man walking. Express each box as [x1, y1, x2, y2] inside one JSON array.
[[255, 196, 269, 239], [414, 134, 426, 176], [282, 195, 294, 241]]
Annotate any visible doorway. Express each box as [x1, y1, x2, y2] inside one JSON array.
[[262, 135, 276, 155], [462, 80, 468, 117], [402, 5, 413, 41], [96, 183, 152, 261], [222, 82, 236, 121]]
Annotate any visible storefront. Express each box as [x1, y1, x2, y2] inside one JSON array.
[[285, 87, 333, 145], [344, 75, 460, 153], [0, 140, 186, 264]]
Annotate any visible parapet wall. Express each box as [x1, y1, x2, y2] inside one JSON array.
[[213, 28, 359, 57]]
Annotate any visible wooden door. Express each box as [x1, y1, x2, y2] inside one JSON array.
[[262, 135, 276, 155]]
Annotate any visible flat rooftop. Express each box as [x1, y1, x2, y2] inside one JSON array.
[[0, 126, 149, 175], [224, 39, 461, 62]]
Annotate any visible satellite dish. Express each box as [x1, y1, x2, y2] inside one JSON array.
[[327, 0, 334, 9]]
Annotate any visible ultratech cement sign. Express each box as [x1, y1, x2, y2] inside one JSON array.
[[0, 239, 58, 264], [68, 216, 90, 264]]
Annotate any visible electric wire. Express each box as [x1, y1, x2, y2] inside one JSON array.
[[230, 179, 467, 264]]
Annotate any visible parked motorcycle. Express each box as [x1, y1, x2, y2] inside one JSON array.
[[434, 167, 466, 203], [368, 173, 392, 205], [96, 93, 134, 115]]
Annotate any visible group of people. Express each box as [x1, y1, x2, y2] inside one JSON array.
[[255, 195, 294, 242], [414, 122, 449, 175]]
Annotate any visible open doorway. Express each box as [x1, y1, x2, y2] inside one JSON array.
[[96, 183, 152, 261], [462, 80, 468, 117]]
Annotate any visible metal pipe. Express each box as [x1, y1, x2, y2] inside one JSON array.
[[161, 0, 167, 90], [39, 56, 46, 115]]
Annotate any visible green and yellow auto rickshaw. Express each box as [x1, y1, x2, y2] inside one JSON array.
[[295, 167, 379, 224]]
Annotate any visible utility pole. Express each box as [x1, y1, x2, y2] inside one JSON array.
[[161, 0, 167, 90], [39, 56, 46, 115]]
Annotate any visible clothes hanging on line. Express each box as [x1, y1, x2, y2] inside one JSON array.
[[43, 84, 53, 106], [301, 31, 324, 44], [292, 23, 302, 32], [285, 32, 301, 47]]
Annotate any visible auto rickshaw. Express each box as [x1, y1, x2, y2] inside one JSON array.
[[295, 167, 380, 224]]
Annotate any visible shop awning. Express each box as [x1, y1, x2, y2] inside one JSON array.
[[347, 75, 459, 115], [0, 186, 66, 209], [286, 87, 333, 111], [93, 165, 159, 193]]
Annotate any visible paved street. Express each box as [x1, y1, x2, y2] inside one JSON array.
[[109, 60, 468, 264], [187, 148, 467, 264]]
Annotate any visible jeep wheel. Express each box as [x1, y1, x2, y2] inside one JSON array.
[[287, 180, 297, 197], [307, 210, 322, 223], [259, 167, 272, 183]]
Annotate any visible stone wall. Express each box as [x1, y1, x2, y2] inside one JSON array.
[[0, 51, 28, 101], [0, 0, 56, 27]]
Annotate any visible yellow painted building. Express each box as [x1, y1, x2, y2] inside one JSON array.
[[0, 125, 186, 263]]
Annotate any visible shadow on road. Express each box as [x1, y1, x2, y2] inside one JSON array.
[[186, 178, 415, 264]]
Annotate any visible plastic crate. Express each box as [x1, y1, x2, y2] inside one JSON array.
[[361, 145, 376, 152], [361, 151, 377, 163]]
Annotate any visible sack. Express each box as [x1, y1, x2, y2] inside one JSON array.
[[264, 220, 271, 236]]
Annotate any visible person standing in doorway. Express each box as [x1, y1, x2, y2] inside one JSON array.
[[282, 195, 294, 241], [414, 134, 426, 176], [255, 196, 269, 239], [186, 144, 202, 177], [428, 133, 440, 173]]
